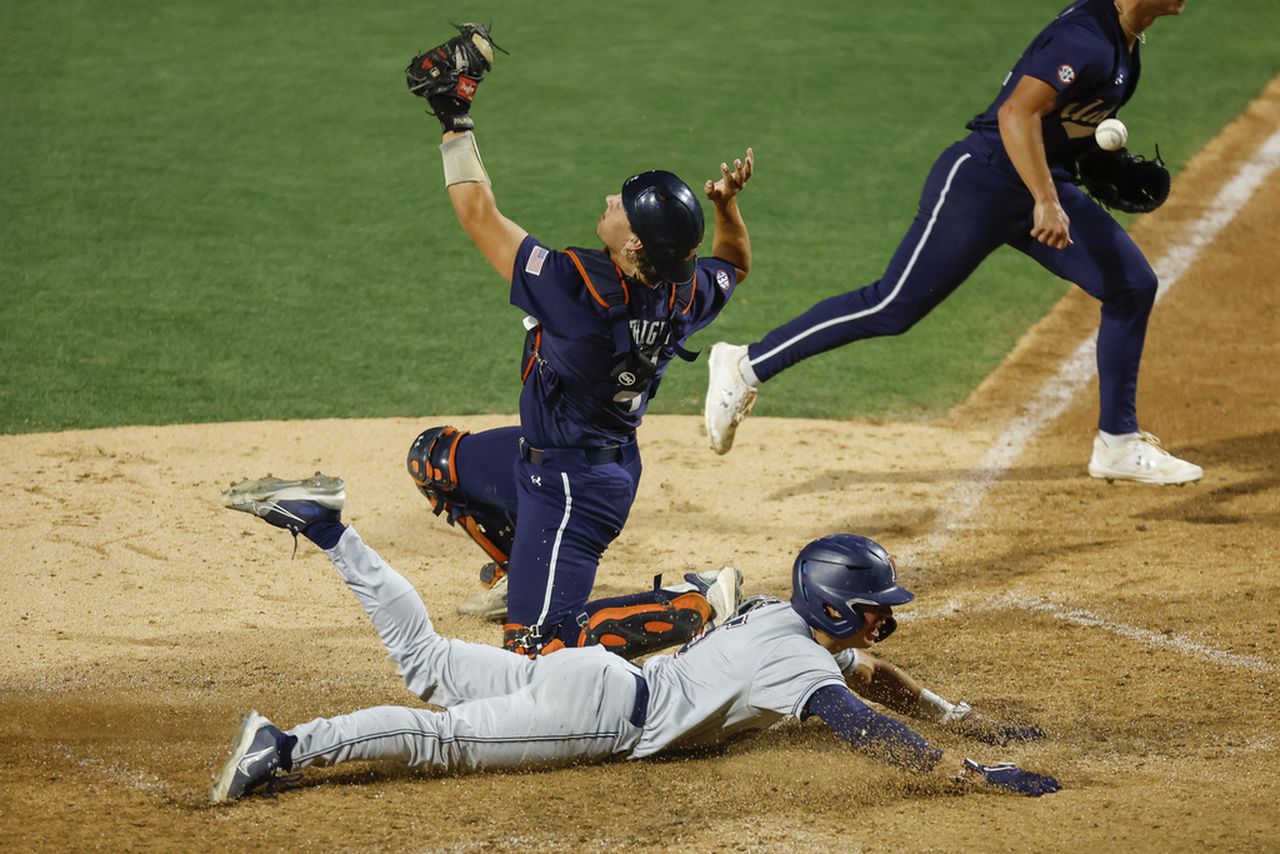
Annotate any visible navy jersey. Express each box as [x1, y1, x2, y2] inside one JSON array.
[[510, 234, 738, 448], [966, 0, 1139, 174]]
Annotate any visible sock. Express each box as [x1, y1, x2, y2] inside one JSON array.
[[739, 355, 760, 387], [1099, 430, 1140, 450], [276, 730, 298, 772], [303, 521, 347, 550]]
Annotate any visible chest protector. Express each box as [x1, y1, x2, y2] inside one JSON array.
[[522, 247, 697, 406]]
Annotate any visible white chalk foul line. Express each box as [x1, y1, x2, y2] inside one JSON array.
[[903, 593, 1276, 673], [901, 126, 1280, 568], [896, 127, 1280, 670]]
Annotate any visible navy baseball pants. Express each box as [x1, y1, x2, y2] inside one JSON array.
[[454, 426, 645, 638], [746, 139, 1157, 434]]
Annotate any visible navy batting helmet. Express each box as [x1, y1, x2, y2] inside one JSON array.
[[791, 534, 914, 640], [621, 170, 704, 284]]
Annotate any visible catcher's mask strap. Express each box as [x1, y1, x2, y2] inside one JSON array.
[[440, 131, 490, 187]]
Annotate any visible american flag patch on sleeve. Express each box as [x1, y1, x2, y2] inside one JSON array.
[[525, 246, 549, 276]]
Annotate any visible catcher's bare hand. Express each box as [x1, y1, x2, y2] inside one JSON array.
[[1031, 198, 1072, 249], [705, 148, 754, 205]]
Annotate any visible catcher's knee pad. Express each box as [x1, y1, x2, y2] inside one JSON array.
[[407, 425, 514, 567], [577, 593, 712, 660]]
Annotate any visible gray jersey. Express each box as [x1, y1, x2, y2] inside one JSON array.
[[633, 602, 848, 757]]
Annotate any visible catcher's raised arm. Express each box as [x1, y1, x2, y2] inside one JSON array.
[[407, 23, 525, 282]]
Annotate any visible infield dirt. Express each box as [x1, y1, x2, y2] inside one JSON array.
[[3, 80, 1278, 853]]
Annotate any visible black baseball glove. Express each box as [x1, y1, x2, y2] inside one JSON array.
[[406, 22, 506, 132], [1074, 145, 1170, 214]]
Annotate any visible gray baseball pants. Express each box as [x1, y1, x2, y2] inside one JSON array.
[[287, 527, 647, 774]]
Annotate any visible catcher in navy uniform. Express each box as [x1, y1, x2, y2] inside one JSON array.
[[212, 474, 1059, 802], [404, 24, 754, 657]]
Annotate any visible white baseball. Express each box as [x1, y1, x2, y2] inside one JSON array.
[[1095, 118, 1128, 151]]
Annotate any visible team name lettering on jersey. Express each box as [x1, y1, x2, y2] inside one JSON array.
[[629, 319, 667, 347], [1061, 99, 1115, 138]]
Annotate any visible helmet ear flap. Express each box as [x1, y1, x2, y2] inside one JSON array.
[[822, 601, 865, 635], [875, 615, 898, 642]]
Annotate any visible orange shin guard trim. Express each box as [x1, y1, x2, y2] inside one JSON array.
[[670, 591, 713, 623]]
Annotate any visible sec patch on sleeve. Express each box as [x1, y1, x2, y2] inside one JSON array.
[[525, 245, 549, 276], [1057, 64, 1076, 85], [716, 269, 731, 292]]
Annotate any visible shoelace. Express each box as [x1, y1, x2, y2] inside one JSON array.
[[1135, 431, 1178, 460]]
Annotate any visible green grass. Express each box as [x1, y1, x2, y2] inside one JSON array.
[[1, 0, 1275, 432]]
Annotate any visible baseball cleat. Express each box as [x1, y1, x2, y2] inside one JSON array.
[[221, 473, 346, 533], [683, 566, 743, 629], [209, 710, 295, 803], [458, 573, 509, 620], [1087, 432, 1203, 485], [704, 342, 757, 455]]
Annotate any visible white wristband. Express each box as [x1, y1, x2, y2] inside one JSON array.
[[440, 132, 490, 187], [918, 689, 971, 724]]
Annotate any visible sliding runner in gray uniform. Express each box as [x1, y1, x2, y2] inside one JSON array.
[[210, 474, 1059, 802]]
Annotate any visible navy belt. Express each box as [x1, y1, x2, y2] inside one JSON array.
[[629, 672, 649, 728], [519, 439, 625, 467]]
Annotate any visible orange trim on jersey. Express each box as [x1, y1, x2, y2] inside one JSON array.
[[667, 277, 697, 315], [522, 328, 541, 383], [680, 275, 696, 315], [565, 249, 632, 307], [565, 250, 610, 308], [610, 262, 631, 304]]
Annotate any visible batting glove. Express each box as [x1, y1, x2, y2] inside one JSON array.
[[963, 759, 1062, 797]]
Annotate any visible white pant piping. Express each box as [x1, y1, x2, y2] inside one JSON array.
[[749, 152, 973, 368], [534, 471, 574, 628]]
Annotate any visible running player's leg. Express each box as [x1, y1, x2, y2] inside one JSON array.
[[1013, 182, 1157, 434], [288, 647, 644, 773], [325, 526, 534, 705], [745, 143, 1012, 383]]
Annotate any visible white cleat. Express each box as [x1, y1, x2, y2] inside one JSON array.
[[1087, 432, 1203, 485], [704, 342, 757, 455], [684, 566, 743, 629], [458, 573, 509, 620]]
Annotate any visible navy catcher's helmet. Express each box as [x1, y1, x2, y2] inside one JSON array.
[[621, 170, 704, 284], [791, 534, 914, 640]]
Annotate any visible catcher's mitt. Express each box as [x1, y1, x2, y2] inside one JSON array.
[[406, 22, 506, 132], [1074, 145, 1170, 214]]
